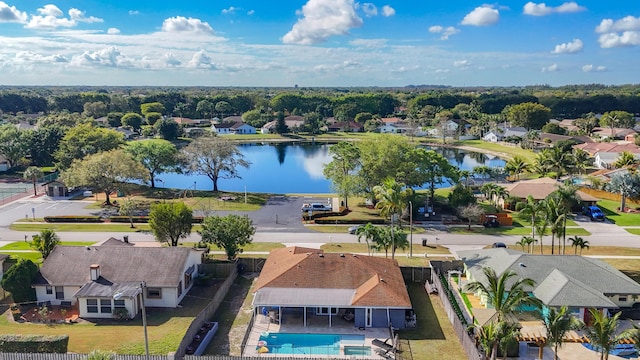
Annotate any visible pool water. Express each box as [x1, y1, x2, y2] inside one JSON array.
[[257, 332, 369, 356]]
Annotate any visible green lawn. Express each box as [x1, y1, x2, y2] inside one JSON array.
[[626, 228, 640, 235], [0, 251, 43, 263], [400, 283, 466, 360], [0, 241, 96, 251], [455, 139, 536, 162], [10, 223, 154, 232], [450, 226, 590, 236], [597, 200, 640, 226]]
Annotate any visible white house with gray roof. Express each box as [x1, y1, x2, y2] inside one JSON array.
[[33, 244, 202, 319], [458, 248, 640, 322]]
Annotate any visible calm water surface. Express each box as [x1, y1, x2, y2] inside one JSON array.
[[157, 143, 505, 194]]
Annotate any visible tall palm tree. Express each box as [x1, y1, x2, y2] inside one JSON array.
[[552, 181, 578, 254], [569, 236, 590, 255], [458, 169, 473, 187], [373, 178, 412, 259], [585, 309, 629, 360], [505, 155, 530, 180], [474, 321, 501, 360], [572, 148, 592, 175], [465, 267, 541, 322], [23, 166, 44, 196], [613, 151, 640, 169], [543, 306, 583, 360], [542, 196, 564, 255], [519, 195, 545, 242], [355, 223, 378, 256], [497, 321, 521, 360], [517, 236, 536, 254], [371, 226, 408, 258]]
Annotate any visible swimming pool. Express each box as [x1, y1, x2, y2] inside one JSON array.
[[256, 332, 370, 356]]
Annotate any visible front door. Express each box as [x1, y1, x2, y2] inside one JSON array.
[[365, 308, 373, 327]]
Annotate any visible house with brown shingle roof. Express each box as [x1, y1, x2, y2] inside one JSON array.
[[252, 247, 412, 329], [501, 177, 599, 206]]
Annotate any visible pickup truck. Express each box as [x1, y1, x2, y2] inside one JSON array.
[[301, 203, 332, 212]]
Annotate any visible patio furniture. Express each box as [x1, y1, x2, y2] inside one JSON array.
[[342, 310, 355, 322]]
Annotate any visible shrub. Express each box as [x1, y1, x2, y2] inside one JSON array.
[[43, 215, 102, 223], [112, 308, 130, 321], [0, 334, 69, 353], [88, 350, 116, 360]]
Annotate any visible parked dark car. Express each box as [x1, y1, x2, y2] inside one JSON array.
[[348, 225, 364, 234], [491, 242, 507, 248], [583, 205, 605, 221]]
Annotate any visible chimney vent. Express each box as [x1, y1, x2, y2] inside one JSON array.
[[319, 253, 324, 257], [90, 264, 100, 281], [123, 235, 129, 243]]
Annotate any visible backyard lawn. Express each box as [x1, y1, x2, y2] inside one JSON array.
[[455, 139, 537, 162], [597, 200, 640, 226], [400, 283, 467, 360]]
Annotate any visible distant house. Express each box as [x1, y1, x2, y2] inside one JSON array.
[[261, 118, 304, 134], [183, 127, 205, 138], [212, 123, 234, 135], [115, 127, 136, 140], [378, 123, 401, 133], [482, 126, 528, 143], [222, 116, 244, 123], [15, 121, 36, 131], [573, 142, 640, 156], [173, 117, 209, 126], [501, 177, 599, 207], [594, 151, 640, 169], [232, 122, 256, 134], [252, 247, 412, 329], [33, 245, 203, 319], [327, 121, 364, 132], [592, 127, 637, 140], [482, 131, 501, 143], [212, 122, 256, 135], [459, 248, 640, 322]]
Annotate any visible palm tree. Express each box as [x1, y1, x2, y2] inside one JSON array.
[[473, 165, 492, 181], [572, 148, 592, 175], [569, 236, 590, 255], [474, 321, 501, 360], [539, 147, 574, 179], [552, 181, 578, 254], [505, 155, 530, 180], [613, 151, 640, 169], [355, 223, 378, 256], [542, 196, 564, 255], [585, 309, 630, 360], [515, 237, 528, 252], [497, 321, 521, 360], [465, 267, 541, 322], [30, 229, 60, 259], [605, 172, 640, 212], [517, 236, 536, 254], [519, 195, 545, 242], [371, 226, 408, 258], [458, 169, 473, 187], [373, 178, 412, 259], [543, 306, 583, 360], [23, 166, 44, 196]]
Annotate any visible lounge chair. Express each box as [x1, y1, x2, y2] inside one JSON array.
[[343, 310, 355, 322]]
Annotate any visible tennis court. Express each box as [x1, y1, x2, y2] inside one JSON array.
[[0, 182, 30, 205]]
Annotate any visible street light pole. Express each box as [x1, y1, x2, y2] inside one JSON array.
[[409, 201, 413, 258]]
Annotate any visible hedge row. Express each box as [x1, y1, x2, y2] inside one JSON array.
[[0, 334, 69, 353], [313, 218, 386, 225], [108, 216, 204, 223], [43, 216, 102, 223]]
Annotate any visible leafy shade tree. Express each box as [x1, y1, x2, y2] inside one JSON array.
[[458, 204, 484, 230], [574, 115, 598, 135], [215, 101, 232, 119], [541, 122, 567, 135], [145, 112, 163, 126], [465, 267, 541, 321], [410, 148, 457, 205], [154, 118, 180, 140], [584, 309, 628, 360], [196, 99, 215, 120], [505, 155, 530, 180], [23, 166, 43, 196], [275, 111, 288, 134], [27, 126, 66, 167], [30, 229, 60, 259], [0, 124, 29, 168], [199, 214, 256, 260], [503, 102, 551, 130], [357, 135, 415, 198], [543, 306, 583, 360], [569, 236, 590, 255], [1, 259, 38, 302], [148, 202, 193, 246], [323, 142, 361, 209], [125, 140, 179, 188], [448, 184, 477, 208], [121, 112, 144, 130], [183, 136, 250, 192], [355, 223, 379, 256], [613, 151, 640, 169], [54, 123, 125, 169], [605, 172, 640, 211], [59, 149, 149, 205], [118, 199, 140, 228], [600, 110, 635, 137], [140, 102, 165, 117]]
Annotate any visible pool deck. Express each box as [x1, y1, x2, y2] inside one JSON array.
[[243, 311, 392, 359]]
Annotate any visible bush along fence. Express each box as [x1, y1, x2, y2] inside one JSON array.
[[0, 354, 169, 360], [431, 270, 484, 360], [0, 334, 69, 353]]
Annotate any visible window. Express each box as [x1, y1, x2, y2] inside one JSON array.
[[45, 286, 52, 295], [114, 299, 125, 310], [185, 265, 194, 288], [316, 307, 338, 315], [55, 286, 64, 300], [178, 281, 183, 297], [620, 296, 628, 302], [87, 299, 98, 313], [147, 288, 162, 299], [100, 299, 112, 313]]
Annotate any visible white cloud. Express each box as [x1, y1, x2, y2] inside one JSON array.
[[361, 3, 377, 17], [429, 25, 460, 40], [453, 59, 470, 68], [0, 1, 27, 23], [247, 10, 255, 15], [381, 5, 395, 17], [15, 51, 68, 64], [129, 10, 139, 15], [222, 6, 239, 15], [70, 46, 133, 68], [187, 50, 216, 69], [161, 16, 214, 34], [552, 38, 583, 54], [582, 64, 607, 72], [164, 53, 181, 67], [25, 5, 102, 30], [282, 0, 363, 45], [598, 31, 640, 48], [541, 63, 558, 72], [349, 38, 387, 48], [461, 5, 499, 26], [107, 27, 120, 35], [523, 2, 585, 16], [595, 16, 640, 33]]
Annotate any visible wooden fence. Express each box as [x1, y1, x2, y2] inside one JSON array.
[[579, 187, 640, 207], [400, 266, 431, 283], [174, 264, 239, 359], [431, 271, 485, 360]]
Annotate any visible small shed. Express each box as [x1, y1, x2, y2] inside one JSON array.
[[42, 180, 69, 197]]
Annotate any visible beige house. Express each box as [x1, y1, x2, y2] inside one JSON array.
[[500, 177, 599, 208]]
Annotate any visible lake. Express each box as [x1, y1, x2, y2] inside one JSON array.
[[157, 143, 506, 194]]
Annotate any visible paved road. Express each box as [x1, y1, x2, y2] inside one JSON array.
[[2, 195, 640, 249]]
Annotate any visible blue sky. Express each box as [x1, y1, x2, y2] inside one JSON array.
[[0, 1, 639, 87]]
